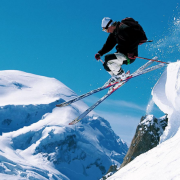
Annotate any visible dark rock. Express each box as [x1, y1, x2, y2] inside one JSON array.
[[120, 114, 168, 168]]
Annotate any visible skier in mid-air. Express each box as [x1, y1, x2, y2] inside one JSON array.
[[56, 17, 167, 125], [95, 17, 148, 81]]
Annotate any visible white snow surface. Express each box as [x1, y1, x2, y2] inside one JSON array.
[[108, 61, 180, 180], [0, 70, 75, 106], [153, 61, 180, 142], [2, 61, 180, 180], [0, 70, 128, 180]]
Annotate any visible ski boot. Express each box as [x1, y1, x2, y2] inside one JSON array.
[[104, 68, 129, 87], [107, 70, 130, 93]]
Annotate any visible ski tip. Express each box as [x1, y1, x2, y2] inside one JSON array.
[[69, 121, 76, 125], [69, 118, 81, 125], [69, 119, 77, 125]]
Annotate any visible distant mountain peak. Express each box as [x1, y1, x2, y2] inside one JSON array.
[[0, 70, 128, 180]]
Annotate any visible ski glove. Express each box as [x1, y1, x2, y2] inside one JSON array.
[[95, 53, 101, 60]]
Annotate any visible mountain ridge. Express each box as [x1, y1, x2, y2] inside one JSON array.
[[0, 70, 128, 180]]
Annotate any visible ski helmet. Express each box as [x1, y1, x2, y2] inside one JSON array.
[[101, 17, 113, 30]]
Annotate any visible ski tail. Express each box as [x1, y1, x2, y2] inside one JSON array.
[[133, 63, 165, 76]]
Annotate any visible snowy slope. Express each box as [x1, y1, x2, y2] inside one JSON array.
[[0, 70, 75, 106], [108, 61, 180, 180], [0, 70, 128, 180]]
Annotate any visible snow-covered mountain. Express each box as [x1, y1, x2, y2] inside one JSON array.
[[108, 61, 180, 180], [0, 70, 128, 180]]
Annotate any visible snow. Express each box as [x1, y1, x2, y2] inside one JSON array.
[[108, 130, 180, 180], [153, 61, 180, 142], [1, 59, 180, 179], [0, 70, 75, 106], [0, 70, 128, 180], [108, 61, 180, 180]]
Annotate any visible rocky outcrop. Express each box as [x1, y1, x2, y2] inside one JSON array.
[[101, 165, 118, 180], [120, 114, 168, 168]]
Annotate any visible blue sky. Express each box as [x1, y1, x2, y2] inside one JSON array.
[[0, 0, 179, 144]]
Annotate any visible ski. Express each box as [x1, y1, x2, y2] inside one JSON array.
[[56, 59, 156, 108], [56, 82, 114, 107], [69, 81, 126, 125], [69, 62, 165, 125], [135, 57, 156, 73]]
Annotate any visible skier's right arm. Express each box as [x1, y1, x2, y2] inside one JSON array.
[[98, 33, 117, 56]]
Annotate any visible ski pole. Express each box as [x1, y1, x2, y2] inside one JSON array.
[[139, 40, 153, 45], [136, 56, 169, 64], [145, 40, 153, 43], [99, 59, 104, 64]]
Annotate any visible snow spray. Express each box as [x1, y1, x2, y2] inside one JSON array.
[[146, 98, 155, 115]]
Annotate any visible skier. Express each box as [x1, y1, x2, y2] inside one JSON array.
[[95, 17, 147, 81]]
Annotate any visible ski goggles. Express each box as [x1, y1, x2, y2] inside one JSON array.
[[102, 27, 108, 32]]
